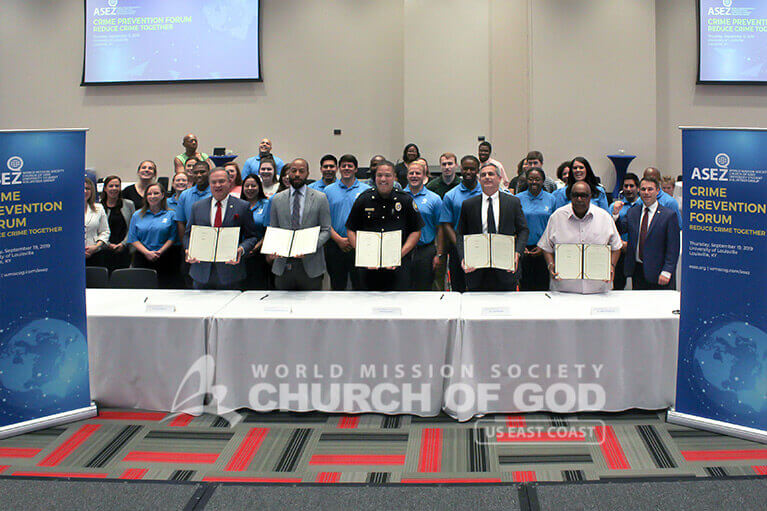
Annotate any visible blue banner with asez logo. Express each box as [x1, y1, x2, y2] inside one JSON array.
[[675, 128, 767, 434], [0, 130, 94, 434]]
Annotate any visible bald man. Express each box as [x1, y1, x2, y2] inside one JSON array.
[[174, 133, 212, 173], [242, 137, 285, 180]]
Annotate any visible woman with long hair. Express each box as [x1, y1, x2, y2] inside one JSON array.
[[240, 174, 271, 289], [259, 158, 280, 197], [552, 156, 610, 211], [84, 178, 110, 267], [99, 175, 135, 273], [126, 182, 181, 288]]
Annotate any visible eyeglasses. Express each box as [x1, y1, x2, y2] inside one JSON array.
[[571, 192, 590, 199]]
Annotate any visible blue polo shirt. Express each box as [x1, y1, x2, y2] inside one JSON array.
[[126, 209, 178, 251], [250, 198, 271, 238], [657, 189, 682, 226], [517, 190, 556, 246], [404, 185, 443, 245], [552, 185, 610, 212], [167, 195, 180, 214], [612, 195, 640, 241], [439, 180, 481, 228], [174, 186, 211, 225], [241, 154, 285, 179], [308, 179, 336, 193], [324, 179, 371, 237]]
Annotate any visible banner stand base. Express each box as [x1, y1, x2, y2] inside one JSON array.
[[667, 409, 767, 445], [0, 403, 98, 440]]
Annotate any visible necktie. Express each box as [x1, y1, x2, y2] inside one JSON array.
[[638, 207, 649, 260], [291, 189, 301, 229], [487, 197, 496, 234], [214, 201, 223, 228]]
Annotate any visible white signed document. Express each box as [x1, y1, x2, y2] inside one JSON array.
[[583, 244, 611, 281], [554, 243, 583, 280], [262, 226, 321, 257], [189, 226, 240, 262], [355, 230, 402, 268], [465, 233, 515, 270]]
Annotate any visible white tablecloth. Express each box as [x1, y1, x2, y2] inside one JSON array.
[[86, 289, 240, 412], [445, 291, 680, 421], [210, 291, 461, 416]]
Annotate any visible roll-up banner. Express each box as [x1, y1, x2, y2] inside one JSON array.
[[0, 129, 96, 440], [668, 127, 767, 443]]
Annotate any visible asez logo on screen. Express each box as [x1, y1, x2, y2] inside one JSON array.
[[709, 0, 733, 15], [94, 0, 118, 16], [690, 153, 730, 182], [1, 156, 23, 185]]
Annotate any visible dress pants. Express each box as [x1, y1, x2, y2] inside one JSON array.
[[325, 241, 361, 290], [408, 243, 437, 291], [133, 246, 183, 289], [274, 260, 323, 290], [632, 262, 675, 290], [447, 243, 466, 293], [520, 247, 549, 291], [613, 251, 628, 290], [192, 264, 242, 290], [465, 267, 518, 292]]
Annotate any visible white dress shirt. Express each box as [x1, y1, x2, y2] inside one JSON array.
[[481, 191, 500, 234], [538, 204, 623, 294], [210, 195, 230, 226]]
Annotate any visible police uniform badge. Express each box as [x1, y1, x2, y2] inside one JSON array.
[[395, 202, 402, 211]]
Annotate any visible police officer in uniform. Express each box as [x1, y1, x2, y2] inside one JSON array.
[[346, 160, 424, 291]]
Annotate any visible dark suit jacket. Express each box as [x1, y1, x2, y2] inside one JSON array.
[[618, 202, 680, 283], [184, 195, 258, 285], [456, 192, 529, 262]]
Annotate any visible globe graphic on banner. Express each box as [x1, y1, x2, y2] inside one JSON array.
[[693, 321, 767, 414], [0, 319, 89, 414]]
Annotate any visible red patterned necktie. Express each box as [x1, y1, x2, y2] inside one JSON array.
[[638, 207, 649, 260]]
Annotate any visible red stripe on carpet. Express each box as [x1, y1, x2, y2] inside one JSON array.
[[682, 450, 767, 461], [309, 455, 406, 465], [338, 417, 360, 429], [119, 468, 148, 480], [316, 472, 341, 483], [203, 476, 302, 483], [97, 411, 166, 421], [595, 426, 630, 470], [418, 428, 442, 473], [38, 425, 101, 467], [0, 448, 41, 458], [401, 478, 503, 483], [513, 471, 537, 482], [225, 428, 269, 472], [168, 414, 195, 427], [496, 431, 586, 442], [753, 466, 767, 475], [123, 451, 219, 463], [12, 471, 108, 479], [506, 415, 526, 428], [0, 466, 8, 475]]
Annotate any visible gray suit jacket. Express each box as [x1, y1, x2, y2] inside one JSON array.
[[269, 187, 331, 278]]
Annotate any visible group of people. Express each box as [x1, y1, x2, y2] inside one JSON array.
[[85, 134, 681, 293]]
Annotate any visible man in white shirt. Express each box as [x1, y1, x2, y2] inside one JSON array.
[[538, 181, 623, 294]]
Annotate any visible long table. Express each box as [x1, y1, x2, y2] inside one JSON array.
[[86, 289, 239, 412], [445, 291, 680, 420], [86, 290, 680, 419], [209, 291, 462, 416]]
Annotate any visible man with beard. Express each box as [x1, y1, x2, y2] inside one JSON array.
[[267, 159, 331, 290]]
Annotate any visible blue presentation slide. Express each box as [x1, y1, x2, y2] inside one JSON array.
[[84, 0, 260, 84], [699, 0, 767, 82]]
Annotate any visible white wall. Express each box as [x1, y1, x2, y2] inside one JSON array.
[[403, 0, 490, 166], [529, 0, 657, 191], [656, 0, 767, 178]]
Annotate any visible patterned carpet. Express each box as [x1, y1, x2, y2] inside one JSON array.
[[1, 409, 766, 483]]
